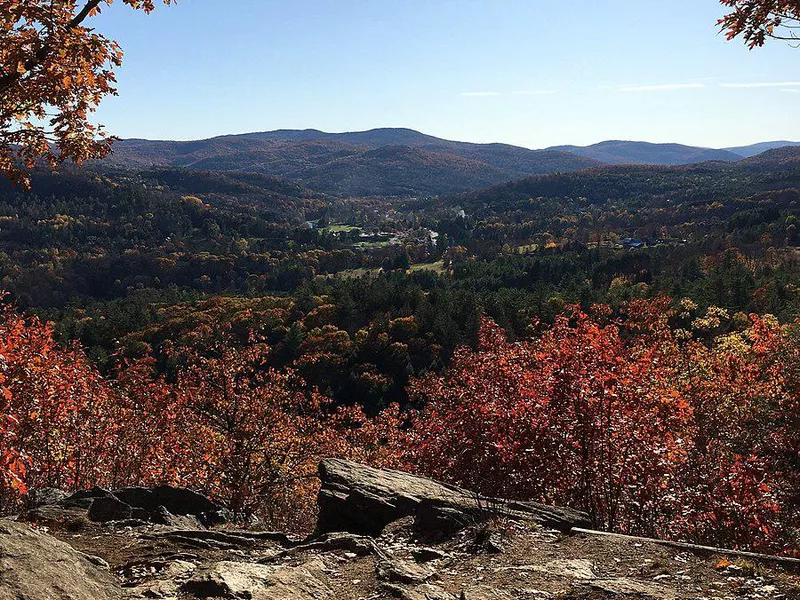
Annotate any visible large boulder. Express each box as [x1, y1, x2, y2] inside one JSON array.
[[0, 519, 121, 599], [88, 496, 134, 523], [27, 485, 231, 527], [25, 487, 68, 509], [318, 459, 591, 536], [114, 485, 223, 517]]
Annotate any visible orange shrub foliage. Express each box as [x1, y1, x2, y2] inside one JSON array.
[[1, 297, 797, 549], [0, 308, 398, 530], [406, 299, 800, 554]]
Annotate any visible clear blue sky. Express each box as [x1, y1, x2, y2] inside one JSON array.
[[92, 0, 799, 148]]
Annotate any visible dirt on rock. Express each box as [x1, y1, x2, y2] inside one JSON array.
[[3, 460, 799, 600], [21, 515, 795, 600]]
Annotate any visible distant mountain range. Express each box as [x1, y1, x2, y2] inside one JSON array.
[[547, 140, 800, 165], [102, 129, 800, 197], [723, 141, 800, 158], [545, 141, 741, 166]]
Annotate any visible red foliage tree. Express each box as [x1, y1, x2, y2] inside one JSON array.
[[1, 0, 172, 186], [719, 1, 800, 48], [406, 300, 800, 553], [0, 307, 399, 530]]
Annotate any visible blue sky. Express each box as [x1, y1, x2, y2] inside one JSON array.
[[93, 0, 799, 148]]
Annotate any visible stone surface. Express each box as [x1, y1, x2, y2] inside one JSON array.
[[123, 559, 196, 599], [88, 496, 134, 522], [183, 559, 334, 599], [381, 582, 458, 600], [25, 487, 68, 508], [588, 577, 677, 599], [5, 462, 798, 600], [150, 505, 204, 529], [377, 558, 435, 584], [26, 484, 230, 527], [0, 519, 120, 600], [318, 458, 590, 536], [115, 485, 223, 518]]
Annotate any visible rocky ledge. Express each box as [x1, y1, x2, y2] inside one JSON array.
[[1, 459, 798, 599]]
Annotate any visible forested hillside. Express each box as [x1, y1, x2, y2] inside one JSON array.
[[103, 129, 599, 196], [1, 148, 799, 554]]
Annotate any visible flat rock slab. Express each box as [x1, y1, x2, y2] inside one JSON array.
[[318, 459, 590, 536], [183, 558, 333, 599], [0, 519, 121, 600]]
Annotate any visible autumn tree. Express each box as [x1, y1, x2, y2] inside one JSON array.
[[719, 0, 800, 47], [0, 0, 171, 186], [405, 300, 800, 553]]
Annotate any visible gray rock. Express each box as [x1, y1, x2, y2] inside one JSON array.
[[289, 531, 378, 556], [123, 559, 196, 599], [151, 505, 204, 529], [114, 485, 230, 526], [318, 459, 590, 536], [88, 496, 133, 522], [0, 519, 121, 599], [60, 486, 115, 509], [377, 558, 435, 585], [26, 487, 68, 508], [411, 546, 450, 563], [183, 558, 333, 599], [24, 504, 91, 527], [382, 582, 458, 600]]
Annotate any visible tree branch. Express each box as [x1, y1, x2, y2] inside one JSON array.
[[0, 0, 103, 96]]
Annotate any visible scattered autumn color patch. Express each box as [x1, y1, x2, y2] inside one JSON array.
[[406, 299, 800, 554], [1, 296, 798, 551]]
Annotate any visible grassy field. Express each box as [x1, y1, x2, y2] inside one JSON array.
[[325, 224, 361, 233], [330, 260, 446, 280], [408, 260, 446, 274]]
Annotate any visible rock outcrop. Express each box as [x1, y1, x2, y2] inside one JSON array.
[[183, 559, 333, 599], [0, 519, 120, 600], [25, 484, 231, 528], [1, 460, 797, 600], [317, 458, 591, 535]]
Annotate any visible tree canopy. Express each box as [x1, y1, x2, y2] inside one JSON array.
[[0, 1, 171, 187]]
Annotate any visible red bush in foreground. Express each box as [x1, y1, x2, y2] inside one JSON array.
[[406, 300, 799, 554], [0, 297, 797, 551], [0, 308, 398, 529]]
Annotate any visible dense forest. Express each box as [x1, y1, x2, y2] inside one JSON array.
[[1, 148, 799, 553]]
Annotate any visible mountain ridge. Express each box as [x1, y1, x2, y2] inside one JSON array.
[[102, 128, 800, 197]]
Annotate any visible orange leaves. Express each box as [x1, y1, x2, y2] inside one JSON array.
[[406, 300, 800, 553], [0, 0, 172, 186], [718, 1, 800, 48], [0, 308, 399, 531]]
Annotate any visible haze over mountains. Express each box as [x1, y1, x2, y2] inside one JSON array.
[[103, 128, 800, 197]]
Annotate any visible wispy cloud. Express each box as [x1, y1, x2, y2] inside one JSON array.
[[720, 81, 800, 88], [780, 88, 800, 94], [459, 91, 502, 97], [617, 83, 705, 92], [510, 90, 556, 96]]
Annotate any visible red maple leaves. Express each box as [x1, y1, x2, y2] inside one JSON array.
[[1, 297, 797, 550], [406, 300, 799, 553]]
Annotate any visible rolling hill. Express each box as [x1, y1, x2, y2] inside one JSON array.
[[454, 146, 800, 216], [102, 129, 800, 197], [545, 140, 742, 166], [724, 140, 800, 158], [102, 129, 599, 197]]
